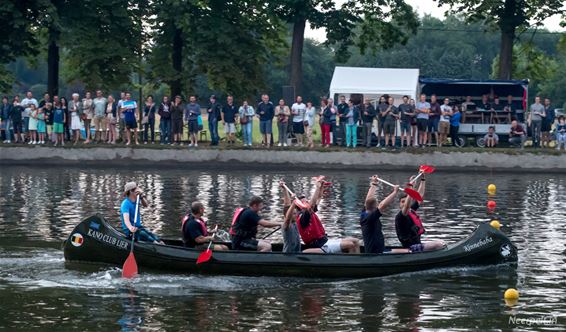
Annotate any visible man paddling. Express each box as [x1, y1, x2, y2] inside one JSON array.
[[182, 202, 228, 251], [231, 196, 283, 252], [361, 176, 407, 254], [395, 175, 445, 252], [121, 182, 163, 244]]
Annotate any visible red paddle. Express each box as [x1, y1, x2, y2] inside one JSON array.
[[122, 195, 140, 278], [281, 184, 310, 210], [376, 178, 423, 202], [196, 226, 218, 264]]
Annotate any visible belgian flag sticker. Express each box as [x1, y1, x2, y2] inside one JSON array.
[[71, 233, 84, 247]]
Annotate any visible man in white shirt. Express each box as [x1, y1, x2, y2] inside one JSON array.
[[21, 91, 38, 139], [291, 96, 306, 146], [438, 98, 452, 147]]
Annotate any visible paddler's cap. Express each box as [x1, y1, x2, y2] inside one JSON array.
[[124, 182, 137, 194]]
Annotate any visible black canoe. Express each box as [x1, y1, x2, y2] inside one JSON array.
[[63, 215, 518, 279]]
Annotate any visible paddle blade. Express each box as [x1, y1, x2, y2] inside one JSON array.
[[196, 249, 213, 264], [419, 165, 436, 174], [122, 252, 138, 278], [404, 188, 423, 202]]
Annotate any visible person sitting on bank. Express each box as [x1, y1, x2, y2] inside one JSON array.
[[395, 175, 445, 252], [231, 196, 283, 252], [296, 177, 360, 254], [361, 176, 408, 254], [182, 201, 228, 251], [121, 182, 163, 244], [484, 126, 498, 148], [509, 120, 526, 149]]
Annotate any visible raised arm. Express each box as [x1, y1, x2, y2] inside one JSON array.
[[378, 185, 399, 211], [283, 200, 296, 230], [417, 176, 426, 198], [310, 178, 324, 207], [280, 180, 291, 207], [365, 175, 379, 203]]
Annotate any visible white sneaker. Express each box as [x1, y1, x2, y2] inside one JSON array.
[[278, 143, 282, 147], [194, 143, 198, 147], [376, 143, 381, 148], [61, 142, 65, 146], [284, 143, 288, 147], [6, 140, 10, 144], [188, 143, 193, 147]]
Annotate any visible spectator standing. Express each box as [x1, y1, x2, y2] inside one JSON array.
[[1, 96, 12, 143], [222, 95, 238, 145], [345, 100, 359, 148], [555, 116, 566, 151], [28, 104, 38, 144], [329, 98, 338, 146], [320, 99, 333, 147], [509, 120, 526, 149], [449, 105, 461, 147], [60, 97, 71, 142], [185, 96, 201, 147], [541, 98, 555, 148], [117, 92, 127, 142], [239, 100, 255, 147], [158, 96, 172, 145], [42, 102, 53, 143], [438, 98, 452, 147], [170, 95, 184, 145], [415, 94, 430, 147], [409, 98, 418, 147], [120, 92, 139, 146], [274, 99, 290, 147], [38, 93, 51, 141], [52, 100, 66, 146], [337, 95, 348, 146], [82, 92, 94, 144], [528, 96, 545, 148], [398, 96, 414, 148], [10, 98, 23, 144], [207, 95, 222, 146], [361, 99, 376, 148], [257, 94, 275, 147], [142, 95, 157, 144], [69, 93, 82, 145], [305, 101, 316, 148], [382, 96, 399, 149], [484, 126, 498, 148], [291, 96, 306, 146], [376, 96, 387, 147], [21, 91, 38, 142], [105, 95, 118, 144], [92, 90, 107, 143], [428, 94, 441, 147]]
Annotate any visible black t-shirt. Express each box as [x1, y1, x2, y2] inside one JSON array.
[[257, 102, 274, 121], [182, 215, 205, 248], [398, 103, 414, 123], [395, 202, 421, 248], [232, 208, 261, 241], [360, 209, 384, 254], [223, 104, 238, 124]]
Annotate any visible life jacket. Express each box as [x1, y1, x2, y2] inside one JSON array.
[[181, 213, 208, 244], [408, 210, 425, 236], [229, 208, 244, 236], [296, 211, 326, 246]]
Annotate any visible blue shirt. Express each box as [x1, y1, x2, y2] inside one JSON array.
[[450, 112, 461, 127], [53, 108, 65, 123], [416, 102, 430, 120], [120, 198, 141, 233], [122, 100, 137, 122]]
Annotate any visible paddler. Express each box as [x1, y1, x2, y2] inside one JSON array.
[[121, 182, 163, 244], [182, 201, 228, 251], [395, 174, 445, 252], [231, 196, 283, 252]]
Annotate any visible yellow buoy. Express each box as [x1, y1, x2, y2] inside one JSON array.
[[504, 288, 519, 300], [488, 184, 496, 194], [505, 298, 519, 307], [490, 220, 501, 230]]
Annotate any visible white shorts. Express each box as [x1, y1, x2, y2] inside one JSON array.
[[321, 239, 342, 254], [224, 123, 236, 134]]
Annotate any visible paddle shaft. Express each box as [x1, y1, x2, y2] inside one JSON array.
[[130, 194, 141, 253], [206, 225, 218, 249], [262, 226, 281, 239]]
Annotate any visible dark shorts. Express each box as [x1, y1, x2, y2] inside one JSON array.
[[125, 119, 137, 129], [232, 238, 259, 251], [541, 121, 552, 132], [383, 121, 396, 135], [172, 119, 183, 134], [188, 120, 199, 134], [293, 122, 304, 134], [400, 121, 411, 133], [427, 118, 439, 132], [12, 121, 22, 134], [417, 118, 428, 132], [260, 120, 273, 134]]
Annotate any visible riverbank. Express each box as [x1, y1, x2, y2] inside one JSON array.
[[1, 145, 565, 171]]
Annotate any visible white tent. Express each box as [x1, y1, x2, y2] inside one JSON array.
[[329, 67, 420, 105]]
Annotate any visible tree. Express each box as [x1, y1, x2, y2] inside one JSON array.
[[268, 0, 418, 95], [434, 0, 565, 80]]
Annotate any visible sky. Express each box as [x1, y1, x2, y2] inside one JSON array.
[[305, 0, 565, 41]]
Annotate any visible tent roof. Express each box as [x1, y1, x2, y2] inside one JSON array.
[[419, 78, 529, 85], [329, 67, 420, 97]]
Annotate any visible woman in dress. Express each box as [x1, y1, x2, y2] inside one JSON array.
[[28, 104, 38, 144], [69, 93, 83, 145], [106, 95, 118, 144]]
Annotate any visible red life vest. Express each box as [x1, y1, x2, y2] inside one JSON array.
[[296, 211, 326, 245], [181, 214, 208, 236], [408, 210, 425, 235], [229, 208, 244, 236]]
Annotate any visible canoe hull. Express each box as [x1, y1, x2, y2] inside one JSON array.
[[63, 215, 518, 278]]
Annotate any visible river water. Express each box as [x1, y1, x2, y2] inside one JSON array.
[[0, 165, 564, 331]]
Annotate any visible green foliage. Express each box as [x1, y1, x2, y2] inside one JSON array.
[[491, 43, 558, 82]]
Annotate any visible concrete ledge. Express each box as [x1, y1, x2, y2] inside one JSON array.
[[1, 146, 565, 172]]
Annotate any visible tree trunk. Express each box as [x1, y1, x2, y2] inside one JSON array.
[[498, 27, 515, 80], [290, 18, 306, 96], [47, 28, 60, 96], [171, 27, 183, 97]]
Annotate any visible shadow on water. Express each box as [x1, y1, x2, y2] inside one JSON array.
[[0, 165, 564, 330]]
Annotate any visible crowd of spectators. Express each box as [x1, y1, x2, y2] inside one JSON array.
[[0, 90, 563, 151]]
